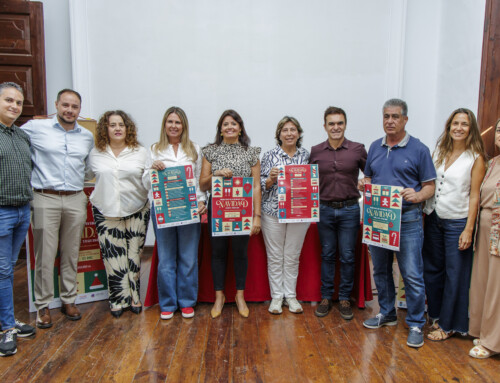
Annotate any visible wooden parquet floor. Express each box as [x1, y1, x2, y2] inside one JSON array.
[[1, 260, 499, 383]]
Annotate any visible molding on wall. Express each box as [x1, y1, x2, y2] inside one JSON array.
[[385, 0, 407, 100], [69, 0, 93, 118]]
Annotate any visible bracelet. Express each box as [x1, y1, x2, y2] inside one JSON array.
[[254, 214, 261, 217]]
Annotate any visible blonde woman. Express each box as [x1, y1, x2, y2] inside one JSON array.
[[143, 107, 206, 320]]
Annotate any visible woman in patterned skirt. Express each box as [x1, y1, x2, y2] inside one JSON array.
[[200, 109, 261, 318], [143, 106, 206, 320], [87, 110, 150, 318]]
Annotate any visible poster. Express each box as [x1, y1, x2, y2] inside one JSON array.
[[396, 274, 407, 309], [26, 185, 108, 312], [211, 176, 253, 236], [277, 164, 319, 223], [362, 183, 402, 251], [151, 165, 199, 228]]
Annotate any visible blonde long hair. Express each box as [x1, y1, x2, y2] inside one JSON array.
[[434, 108, 486, 167], [153, 107, 198, 161]]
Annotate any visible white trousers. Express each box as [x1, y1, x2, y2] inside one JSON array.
[[261, 213, 310, 299]]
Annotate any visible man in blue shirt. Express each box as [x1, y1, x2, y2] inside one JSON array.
[[22, 89, 94, 329], [359, 99, 436, 348]]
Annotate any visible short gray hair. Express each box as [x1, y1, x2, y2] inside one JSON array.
[[383, 98, 408, 116], [0, 82, 24, 96]]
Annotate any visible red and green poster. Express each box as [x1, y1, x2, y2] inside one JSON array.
[[362, 183, 402, 251], [277, 164, 319, 223], [151, 165, 199, 228], [26, 185, 108, 312], [211, 176, 253, 236]]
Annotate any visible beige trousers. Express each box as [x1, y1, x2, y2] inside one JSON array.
[[261, 213, 310, 299], [32, 191, 87, 310]]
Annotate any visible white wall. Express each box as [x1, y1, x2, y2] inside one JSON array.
[[434, 0, 485, 136], [403, 0, 486, 151], [34, 0, 73, 113], [36, 0, 487, 150], [69, 0, 408, 155]]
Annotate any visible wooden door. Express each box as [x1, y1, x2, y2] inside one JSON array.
[[478, 0, 500, 158], [0, 0, 47, 125]]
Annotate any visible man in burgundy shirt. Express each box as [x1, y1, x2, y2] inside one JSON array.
[[310, 106, 367, 320]]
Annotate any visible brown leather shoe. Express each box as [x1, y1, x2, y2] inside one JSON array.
[[61, 303, 82, 321], [36, 308, 53, 329]]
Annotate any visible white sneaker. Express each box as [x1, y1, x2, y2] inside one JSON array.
[[160, 311, 174, 320], [284, 297, 303, 314], [268, 298, 283, 314]]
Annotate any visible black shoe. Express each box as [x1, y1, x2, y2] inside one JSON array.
[[0, 329, 17, 357], [315, 299, 332, 317], [14, 319, 36, 337], [130, 305, 142, 315], [339, 300, 354, 320], [110, 309, 123, 318]]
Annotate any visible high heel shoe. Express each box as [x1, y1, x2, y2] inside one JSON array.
[[130, 305, 142, 314], [211, 296, 225, 319], [235, 297, 249, 318], [110, 308, 123, 318]]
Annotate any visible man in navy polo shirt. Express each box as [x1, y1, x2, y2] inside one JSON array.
[[359, 99, 435, 348]]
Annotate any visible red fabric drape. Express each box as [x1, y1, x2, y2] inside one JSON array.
[[144, 218, 373, 308]]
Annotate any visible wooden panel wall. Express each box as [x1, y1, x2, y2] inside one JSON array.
[[478, 0, 500, 158], [0, 1, 47, 125]]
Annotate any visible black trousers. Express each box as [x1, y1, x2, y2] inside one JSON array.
[[208, 201, 249, 291]]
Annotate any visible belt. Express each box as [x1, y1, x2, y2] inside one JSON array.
[[34, 188, 82, 196], [402, 203, 421, 213], [320, 198, 359, 209]]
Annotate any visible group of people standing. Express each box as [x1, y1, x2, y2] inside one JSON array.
[[0, 81, 499, 360]]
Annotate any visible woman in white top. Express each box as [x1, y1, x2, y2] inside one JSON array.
[[88, 110, 150, 318], [143, 107, 206, 320], [423, 108, 486, 340]]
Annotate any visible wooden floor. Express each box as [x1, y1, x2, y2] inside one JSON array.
[[1, 260, 499, 383]]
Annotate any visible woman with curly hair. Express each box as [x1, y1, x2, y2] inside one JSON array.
[[422, 108, 486, 340], [87, 110, 150, 318]]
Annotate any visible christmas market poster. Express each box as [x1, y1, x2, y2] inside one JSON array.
[[211, 176, 253, 236], [362, 183, 402, 251], [277, 164, 319, 223], [151, 165, 200, 228]]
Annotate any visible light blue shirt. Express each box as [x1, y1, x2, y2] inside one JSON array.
[[21, 115, 94, 191]]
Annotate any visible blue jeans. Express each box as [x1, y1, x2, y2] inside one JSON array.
[[370, 206, 426, 328], [317, 203, 360, 301], [152, 209, 201, 312], [0, 204, 31, 330], [423, 211, 472, 333]]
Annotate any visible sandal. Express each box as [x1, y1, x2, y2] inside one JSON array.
[[428, 318, 439, 330], [427, 328, 454, 341], [469, 345, 499, 359]]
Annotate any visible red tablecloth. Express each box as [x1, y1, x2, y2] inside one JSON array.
[[145, 219, 373, 308]]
